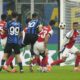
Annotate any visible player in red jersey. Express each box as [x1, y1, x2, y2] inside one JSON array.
[[0, 14, 7, 47], [30, 20, 56, 72], [51, 22, 80, 71]]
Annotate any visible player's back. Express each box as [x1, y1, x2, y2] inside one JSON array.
[[37, 26, 53, 42], [27, 19, 40, 34], [7, 20, 22, 44]]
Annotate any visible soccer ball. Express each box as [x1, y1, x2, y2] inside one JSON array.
[[59, 22, 65, 29]]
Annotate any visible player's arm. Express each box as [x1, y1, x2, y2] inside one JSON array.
[[1, 23, 8, 34], [63, 30, 73, 45], [38, 24, 43, 32], [60, 30, 73, 52], [19, 24, 23, 37], [44, 34, 50, 49], [66, 30, 73, 39], [20, 31, 23, 37], [44, 30, 53, 49], [37, 20, 43, 32]]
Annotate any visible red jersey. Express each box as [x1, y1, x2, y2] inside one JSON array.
[[65, 30, 79, 49], [0, 20, 7, 39], [37, 26, 53, 42]]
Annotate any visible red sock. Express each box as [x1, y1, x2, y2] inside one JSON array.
[[31, 57, 37, 64], [51, 59, 64, 66], [41, 56, 48, 67], [75, 55, 80, 67], [37, 57, 41, 66], [6, 55, 14, 66]]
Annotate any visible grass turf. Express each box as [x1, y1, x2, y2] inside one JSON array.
[[0, 66, 80, 80]]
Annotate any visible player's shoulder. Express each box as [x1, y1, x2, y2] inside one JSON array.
[[76, 30, 79, 33], [67, 30, 73, 34], [44, 25, 52, 30], [43, 26, 47, 29], [0, 20, 6, 24], [66, 30, 74, 38], [43, 26, 53, 33], [32, 19, 40, 22], [7, 20, 12, 24]]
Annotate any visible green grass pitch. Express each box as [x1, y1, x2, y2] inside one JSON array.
[[0, 66, 80, 80]]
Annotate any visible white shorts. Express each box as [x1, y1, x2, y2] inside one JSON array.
[[1, 37, 7, 48], [33, 41, 45, 56], [62, 46, 79, 57]]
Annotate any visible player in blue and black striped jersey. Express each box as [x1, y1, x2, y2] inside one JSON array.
[[0, 12, 23, 73], [22, 13, 42, 57]]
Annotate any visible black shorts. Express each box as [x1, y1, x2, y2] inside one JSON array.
[[4, 43, 20, 54], [24, 33, 38, 46]]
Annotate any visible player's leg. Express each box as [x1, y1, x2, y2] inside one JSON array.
[[13, 44, 23, 73], [29, 35, 38, 72], [0, 43, 11, 72], [6, 52, 14, 69], [1, 37, 7, 49], [20, 33, 30, 48], [29, 41, 40, 72], [40, 49, 48, 67], [0, 53, 8, 71], [51, 48, 69, 66], [30, 34, 38, 60], [35, 42, 48, 72], [6, 55, 14, 68], [71, 46, 80, 71]]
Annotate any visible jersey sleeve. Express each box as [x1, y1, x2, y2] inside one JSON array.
[[66, 30, 73, 38], [48, 29, 53, 36]]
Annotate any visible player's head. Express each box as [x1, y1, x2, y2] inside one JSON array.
[[26, 18, 31, 24], [32, 13, 38, 19], [11, 12, 18, 19], [73, 22, 78, 30], [1, 14, 7, 21], [49, 20, 56, 27]]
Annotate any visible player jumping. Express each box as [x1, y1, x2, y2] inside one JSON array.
[[30, 20, 56, 72]]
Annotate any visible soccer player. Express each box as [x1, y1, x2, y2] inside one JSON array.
[[21, 13, 42, 56], [51, 22, 80, 71], [0, 12, 23, 73], [0, 14, 7, 47], [30, 20, 56, 72], [0, 14, 15, 71]]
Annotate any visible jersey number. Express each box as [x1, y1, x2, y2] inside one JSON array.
[[10, 26, 19, 35], [28, 22, 36, 28], [40, 30, 47, 38]]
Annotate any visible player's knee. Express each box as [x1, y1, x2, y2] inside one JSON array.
[[3, 53, 8, 59], [62, 57, 66, 61], [76, 51, 80, 56]]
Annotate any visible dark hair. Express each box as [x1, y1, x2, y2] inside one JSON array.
[[73, 22, 78, 25], [11, 12, 18, 18], [1, 14, 7, 20], [49, 20, 56, 26], [32, 13, 38, 18], [26, 18, 31, 24]]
